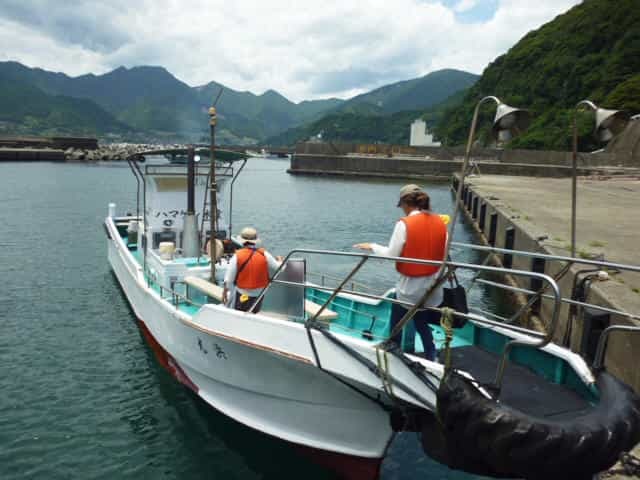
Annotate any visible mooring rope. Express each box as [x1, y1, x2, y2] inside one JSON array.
[[440, 307, 455, 375]]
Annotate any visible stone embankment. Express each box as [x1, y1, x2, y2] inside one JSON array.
[[64, 143, 185, 162]]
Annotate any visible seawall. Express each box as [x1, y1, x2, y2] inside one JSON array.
[[288, 153, 636, 180], [0, 148, 65, 162]]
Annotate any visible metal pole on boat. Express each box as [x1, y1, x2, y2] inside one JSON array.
[[571, 100, 629, 258], [209, 106, 218, 283]]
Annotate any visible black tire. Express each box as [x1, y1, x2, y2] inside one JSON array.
[[426, 371, 640, 479]]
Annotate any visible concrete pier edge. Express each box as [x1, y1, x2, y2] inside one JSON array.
[[452, 173, 640, 393]]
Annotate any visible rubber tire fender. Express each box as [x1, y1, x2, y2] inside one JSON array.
[[430, 371, 640, 480]]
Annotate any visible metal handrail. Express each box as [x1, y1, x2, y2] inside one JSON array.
[[307, 271, 378, 293], [451, 241, 640, 273], [250, 248, 562, 392], [476, 278, 640, 321], [593, 325, 640, 370], [272, 278, 546, 339]]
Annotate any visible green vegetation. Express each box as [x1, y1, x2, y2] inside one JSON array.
[[436, 0, 640, 151], [0, 62, 342, 142], [589, 240, 607, 248], [0, 62, 476, 143], [0, 77, 129, 136], [266, 90, 466, 146], [334, 69, 478, 115]]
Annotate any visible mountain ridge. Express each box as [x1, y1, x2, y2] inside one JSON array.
[[0, 61, 477, 143]]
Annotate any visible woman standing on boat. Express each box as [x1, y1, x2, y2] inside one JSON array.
[[222, 227, 282, 313], [354, 184, 447, 360]]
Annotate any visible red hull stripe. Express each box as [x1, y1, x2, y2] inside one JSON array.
[[295, 444, 383, 480], [137, 318, 199, 393], [137, 316, 383, 479]]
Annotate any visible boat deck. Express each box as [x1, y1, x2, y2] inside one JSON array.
[[126, 237, 467, 353], [120, 231, 595, 406], [441, 346, 592, 418]]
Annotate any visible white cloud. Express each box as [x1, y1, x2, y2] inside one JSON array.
[[0, 0, 581, 102], [453, 0, 477, 13]]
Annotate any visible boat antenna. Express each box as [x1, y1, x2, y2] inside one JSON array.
[[208, 87, 223, 283]]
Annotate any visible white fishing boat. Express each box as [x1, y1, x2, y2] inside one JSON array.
[[106, 108, 640, 479]]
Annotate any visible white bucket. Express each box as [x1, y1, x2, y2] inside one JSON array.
[[159, 242, 176, 261]]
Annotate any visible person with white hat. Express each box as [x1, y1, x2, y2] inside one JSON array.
[[354, 184, 447, 360], [222, 227, 282, 313]]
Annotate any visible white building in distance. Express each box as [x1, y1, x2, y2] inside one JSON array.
[[410, 119, 441, 147]]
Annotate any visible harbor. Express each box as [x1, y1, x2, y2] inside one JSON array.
[[288, 135, 640, 181], [2, 0, 640, 479], [0, 159, 491, 480]]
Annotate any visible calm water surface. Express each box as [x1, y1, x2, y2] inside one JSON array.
[[0, 158, 501, 479]]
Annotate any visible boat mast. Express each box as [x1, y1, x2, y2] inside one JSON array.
[[208, 105, 218, 283]]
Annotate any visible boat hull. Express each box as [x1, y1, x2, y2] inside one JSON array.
[[106, 220, 395, 477]]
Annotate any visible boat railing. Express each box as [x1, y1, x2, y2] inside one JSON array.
[[593, 325, 640, 371], [449, 241, 640, 325], [450, 241, 640, 275], [251, 248, 563, 391], [306, 271, 379, 294]]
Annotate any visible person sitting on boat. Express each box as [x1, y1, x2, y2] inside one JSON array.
[[353, 184, 447, 360], [222, 227, 282, 313]]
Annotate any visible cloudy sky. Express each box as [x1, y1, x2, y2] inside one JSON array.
[[0, 0, 580, 102]]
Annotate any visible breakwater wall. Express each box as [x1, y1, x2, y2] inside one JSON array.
[[288, 153, 630, 180], [454, 174, 640, 392], [0, 136, 98, 150], [295, 140, 640, 168], [0, 148, 65, 162]]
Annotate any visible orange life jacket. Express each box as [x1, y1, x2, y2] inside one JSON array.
[[235, 247, 270, 290], [396, 212, 447, 277]]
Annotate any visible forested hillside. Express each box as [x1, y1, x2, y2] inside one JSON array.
[[0, 77, 129, 137], [266, 91, 465, 146], [436, 0, 640, 151]]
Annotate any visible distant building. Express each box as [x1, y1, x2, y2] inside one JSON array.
[[410, 119, 441, 147]]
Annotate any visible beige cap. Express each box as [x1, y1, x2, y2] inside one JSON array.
[[240, 226, 259, 244], [397, 184, 423, 206]]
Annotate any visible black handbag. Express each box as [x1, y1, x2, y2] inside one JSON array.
[[441, 272, 468, 328]]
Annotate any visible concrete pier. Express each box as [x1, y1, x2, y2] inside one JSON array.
[[288, 153, 639, 180], [456, 174, 640, 391]]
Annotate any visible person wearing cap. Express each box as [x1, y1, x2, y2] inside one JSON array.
[[354, 184, 447, 360], [222, 227, 282, 313]]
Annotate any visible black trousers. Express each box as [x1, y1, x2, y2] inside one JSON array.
[[389, 302, 440, 360], [234, 294, 264, 313]]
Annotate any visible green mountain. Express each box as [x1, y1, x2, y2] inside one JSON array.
[[436, 0, 640, 151], [266, 90, 465, 146], [0, 62, 205, 138], [0, 76, 130, 137], [264, 69, 477, 146], [194, 81, 343, 141], [336, 69, 478, 115], [0, 62, 476, 143], [0, 61, 343, 142]]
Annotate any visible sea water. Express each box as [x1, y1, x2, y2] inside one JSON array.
[[0, 158, 500, 479]]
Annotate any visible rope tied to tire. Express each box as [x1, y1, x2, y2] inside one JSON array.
[[440, 307, 455, 375], [376, 346, 395, 399]]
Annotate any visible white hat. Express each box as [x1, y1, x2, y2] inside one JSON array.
[[397, 184, 423, 206], [240, 227, 259, 245]]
